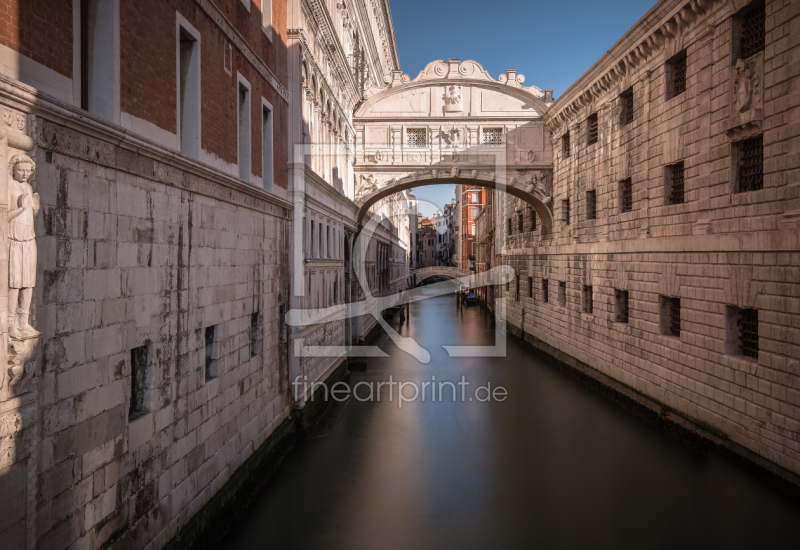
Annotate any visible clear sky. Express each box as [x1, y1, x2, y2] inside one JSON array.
[[393, 0, 657, 217]]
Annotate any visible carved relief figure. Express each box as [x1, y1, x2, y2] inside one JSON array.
[[443, 85, 463, 112], [7, 154, 39, 339], [441, 127, 461, 147], [356, 173, 379, 201], [733, 58, 758, 113]]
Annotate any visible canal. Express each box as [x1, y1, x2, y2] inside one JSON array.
[[223, 288, 800, 549]]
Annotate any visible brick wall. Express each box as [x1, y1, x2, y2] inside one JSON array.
[[0, 0, 73, 78]]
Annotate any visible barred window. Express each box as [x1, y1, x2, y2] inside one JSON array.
[[518, 212, 524, 233], [507, 218, 512, 235], [586, 189, 597, 220], [583, 285, 593, 314], [562, 132, 571, 158], [542, 279, 549, 304], [563, 198, 570, 225], [739, 308, 759, 358], [587, 113, 598, 145], [620, 178, 633, 213], [669, 51, 687, 98], [661, 296, 681, 337], [614, 289, 629, 323], [667, 161, 685, 205], [558, 281, 566, 307], [737, 135, 763, 193], [406, 128, 427, 148], [620, 88, 634, 126], [741, 2, 765, 59], [530, 207, 537, 230], [515, 276, 520, 302], [528, 276, 533, 298], [483, 128, 503, 145]]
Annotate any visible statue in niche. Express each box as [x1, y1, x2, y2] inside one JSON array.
[[7, 154, 39, 339], [733, 58, 758, 113]]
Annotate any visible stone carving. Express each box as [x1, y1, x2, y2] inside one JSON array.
[[525, 150, 536, 162], [441, 127, 461, 147], [3, 110, 10, 127], [16, 114, 24, 131], [470, 170, 478, 179], [444, 85, 463, 112], [356, 173, 379, 201], [733, 58, 759, 113], [431, 169, 439, 179], [527, 172, 552, 204], [6, 154, 39, 392], [450, 167, 459, 179]]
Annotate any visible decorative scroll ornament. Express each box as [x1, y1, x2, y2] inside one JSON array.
[[7, 154, 40, 393], [443, 85, 463, 112]]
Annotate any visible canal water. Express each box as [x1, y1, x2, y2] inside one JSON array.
[[224, 287, 800, 549]]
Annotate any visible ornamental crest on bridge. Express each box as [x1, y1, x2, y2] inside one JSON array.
[[353, 59, 556, 222]]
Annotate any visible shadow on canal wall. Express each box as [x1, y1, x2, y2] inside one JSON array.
[[163, 316, 396, 550], [502, 319, 800, 498]]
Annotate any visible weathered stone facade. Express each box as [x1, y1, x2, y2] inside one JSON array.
[[492, 0, 800, 480]]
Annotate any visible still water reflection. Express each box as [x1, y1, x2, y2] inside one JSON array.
[[225, 287, 800, 550]]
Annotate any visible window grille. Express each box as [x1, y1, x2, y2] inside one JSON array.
[[518, 213, 524, 233], [507, 218, 512, 235], [528, 276, 533, 298], [563, 199, 570, 225], [483, 128, 503, 145], [621, 88, 634, 126], [738, 135, 763, 193], [666, 297, 681, 337], [583, 285, 593, 314], [515, 276, 520, 302], [615, 290, 629, 323], [621, 178, 633, 213], [530, 208, 537, 230], [739, 308, 758, 358], [741, 3, 765, 59], [406, 128, 427, 148], [671, 53, 687, 97], [562, 132, 571, 158], [542, 279, 549, 304], [586, 190, 597, 220], [558, 281, 566, 307], [587, 113, 598, 145], [669, 162, 685, 204]]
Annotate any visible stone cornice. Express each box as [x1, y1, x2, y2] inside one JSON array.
[[543, 0, 722, 134], [194, 0, 289, 103]]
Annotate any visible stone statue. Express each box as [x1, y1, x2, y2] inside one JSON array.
[[444, 85, 463, 113], [356, 173, 379, 201], [7, 154, 39, 340]]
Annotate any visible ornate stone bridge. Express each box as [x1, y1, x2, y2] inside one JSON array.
[[412, 266, 471, 284]]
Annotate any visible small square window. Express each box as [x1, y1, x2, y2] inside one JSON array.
[[406, 128, 427, 148], [562, 132, 571, 158], [586, 190, 597, 220], [587, 113, 598, 145], [660, 296, 681, 337], [129, 344, 153, 421], [542, 279, 549, 304], [582, 285, 593, 314], [668, 51, 687, 99], [562, 199, 570, 225], [620, 87, 634, 126], [205, 325, 219, 381], [619, 178, 633, 213], [558, 281, 566, 308], [735, 135, 763, 193], [614, 289, 629, 323], [483, 128, 503, 145], [726, 306, 758, 358], [666, 162, 685, 205]]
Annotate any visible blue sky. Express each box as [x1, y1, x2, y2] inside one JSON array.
[[394, 0, 657, 216]]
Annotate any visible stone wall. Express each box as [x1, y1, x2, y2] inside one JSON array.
[[497, 0, 800, 479], [0, 81, 293, 548]]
